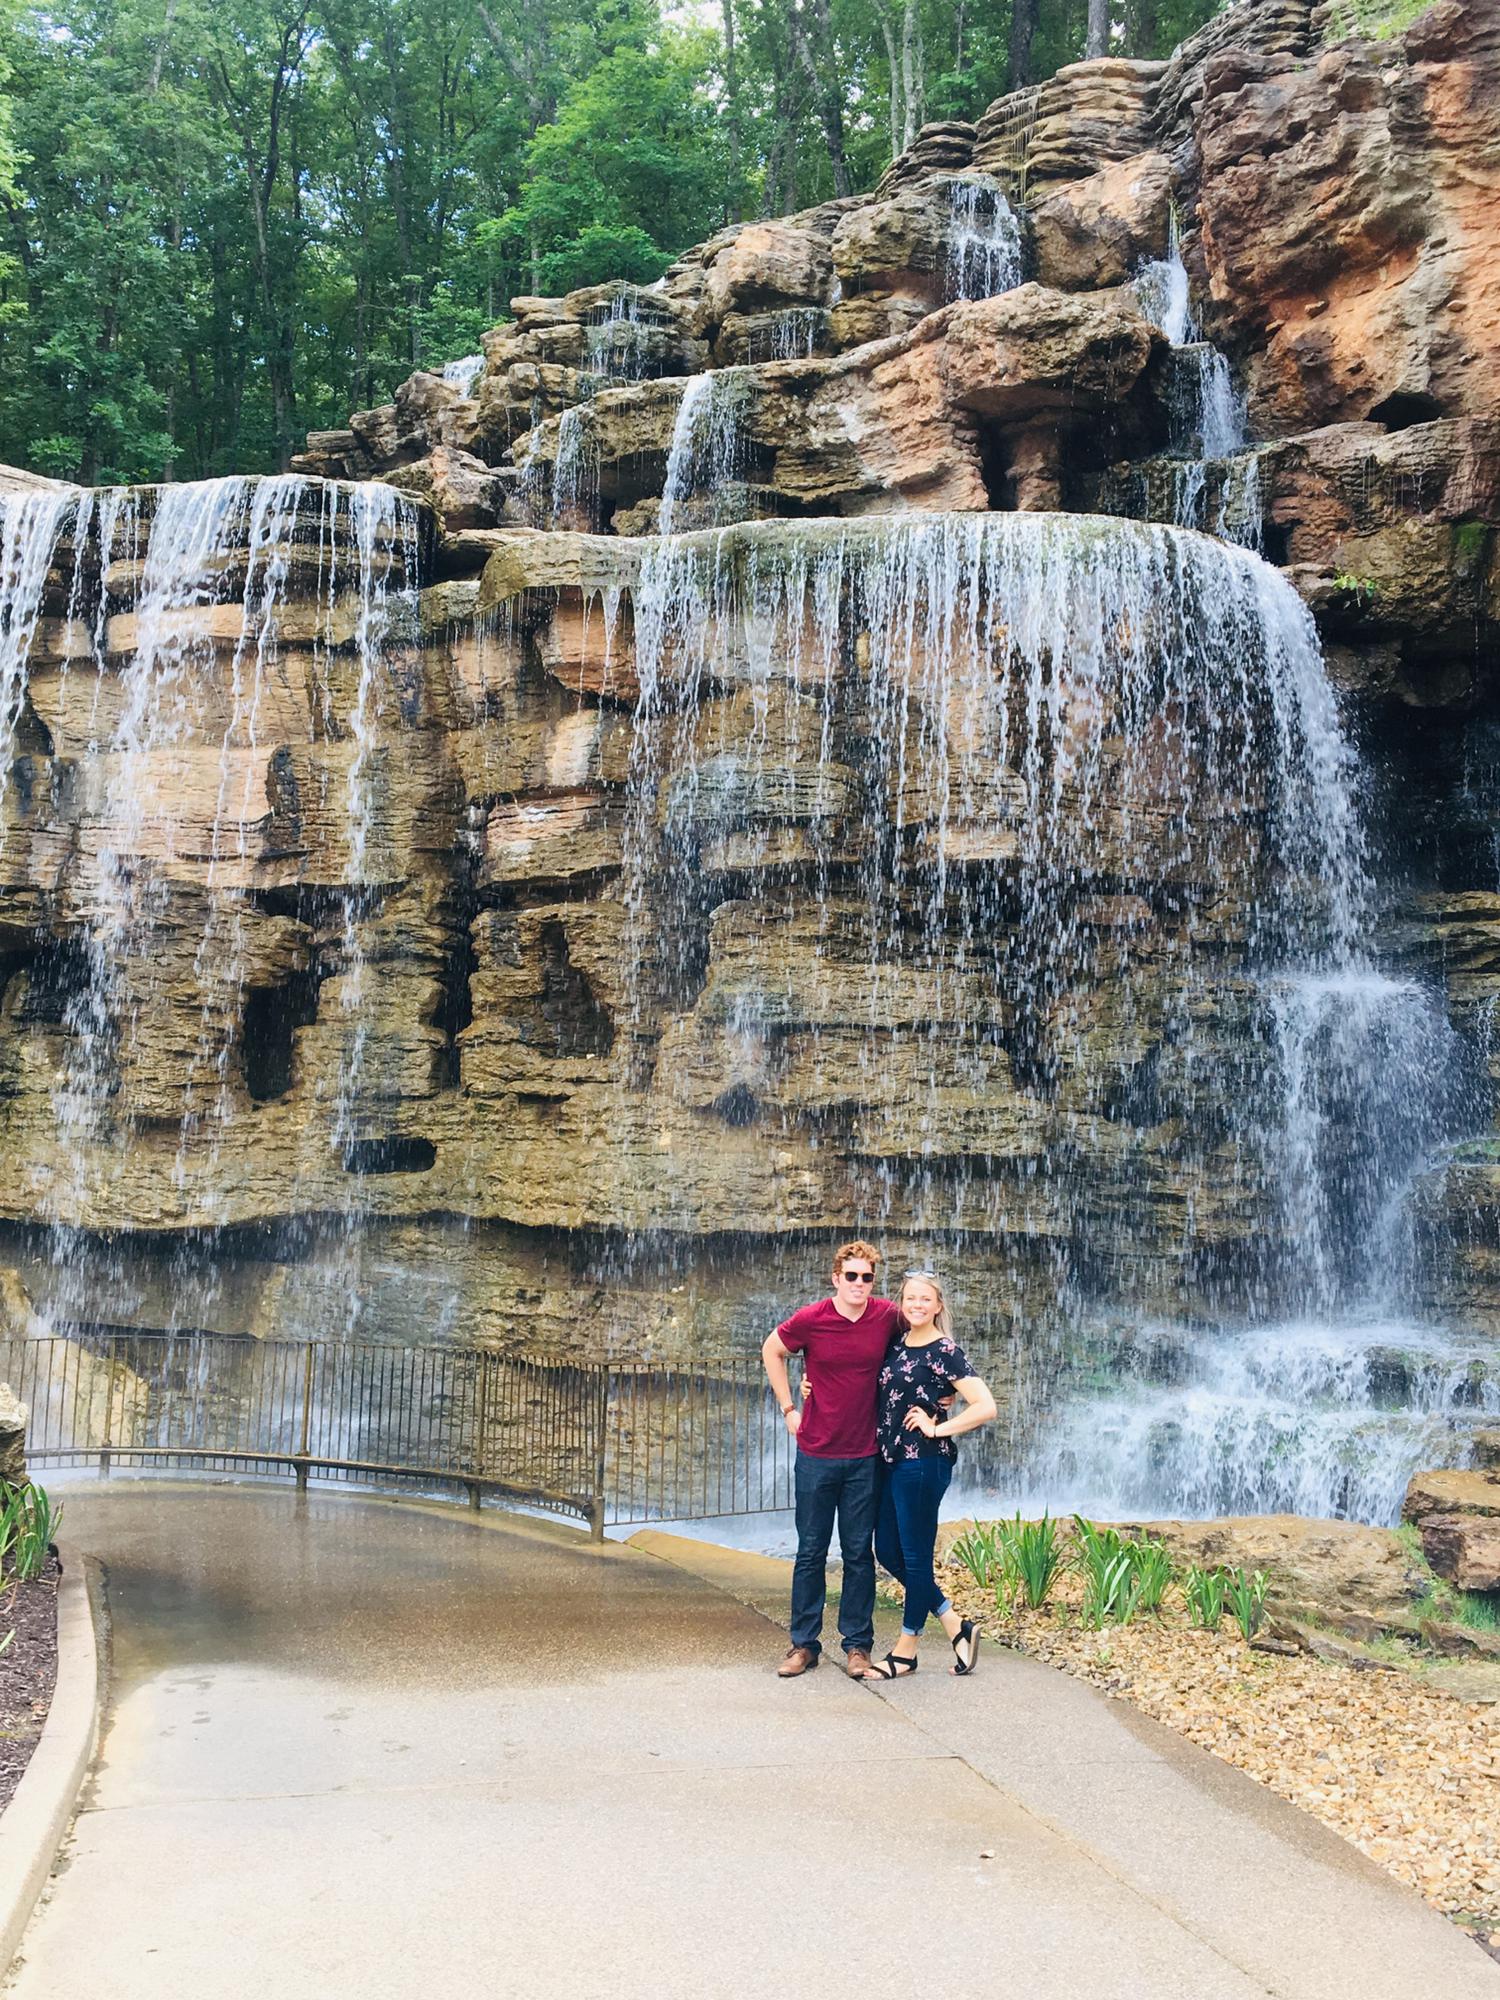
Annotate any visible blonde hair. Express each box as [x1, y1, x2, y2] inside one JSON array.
[[831, 1239, 882, 1280], [899, 1268, 952, 1338]]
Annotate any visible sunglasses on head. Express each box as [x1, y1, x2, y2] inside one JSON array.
[[840, 1268, 876, 1283], [903, 1268, 939, 1282]]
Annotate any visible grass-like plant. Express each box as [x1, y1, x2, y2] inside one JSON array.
[[0, 1483, 62, 1582], [997, 1512, 1064, 1611], [1454, 1589, 1500, 1634], [947, 1522, 1005, 1594], [1225, 1566, 1271, 1642], [1073, 1518, 1140, 1628], [1125, 1536, 1175, 1615], [1183, 1564, 1229, 1629]]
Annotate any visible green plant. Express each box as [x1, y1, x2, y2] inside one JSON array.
[[1330, 570, 1381, 606], [1124, 1536, 1175, 1615], [1, 1482, 62, 1582], [997, 1512, 1064, 1611], [1454, 1590, 1500, 1635], [1184, 1564, 1229, 1629], [1225, 1567, 1272, 1643], [948, 1522, 1005, 1593], [1073, 1517, 1144, 1629]]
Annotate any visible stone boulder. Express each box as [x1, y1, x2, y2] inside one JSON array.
[[1417, 1513, 1500, 1592], [380, 447, 505, 533], [1121, 1514, 1423, 1625], [1403, 1466, 1500, 1520], [0, 1383, 25, 1487], [1031, 152, 1174, 291], [701, 224, 833, 324]]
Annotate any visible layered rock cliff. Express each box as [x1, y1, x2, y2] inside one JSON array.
[[1, 0, 1498, 1518]]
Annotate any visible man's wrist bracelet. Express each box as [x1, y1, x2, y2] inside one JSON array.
[[780, 1404, 795, 1417]]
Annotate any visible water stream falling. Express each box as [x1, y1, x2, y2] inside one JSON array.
[[1134, 216, 1262, 549], [440, 355, 485, 396], [13, 475, 421, 1342], [607, 513, 1487, 1519], [659, 372, 750, 531], [945, 176, 1023, 301]]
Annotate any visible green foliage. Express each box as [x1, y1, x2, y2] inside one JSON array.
[[948, 1521, 1005, 1593], [998, 1512, 1065, 1611], [1225, 1566, 1271, 1643], [1073, 1517, 1141, 1628], [0, 1481, 61, 1581], [1321, 0, 1434, 40], [0, 0, 1231, 478], [1454, 1591, 1500, 1634], [1125, 1536, 1175, 1614], [1183, 1564, 1229, 1628]]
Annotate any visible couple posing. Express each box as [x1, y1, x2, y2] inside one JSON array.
[[761, 1240, 997, 1682]]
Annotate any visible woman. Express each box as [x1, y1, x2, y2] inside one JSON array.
[[870, 1269, 997, 1679]]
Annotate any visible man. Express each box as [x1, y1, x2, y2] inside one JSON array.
[[761, 1240, 901, 1680]]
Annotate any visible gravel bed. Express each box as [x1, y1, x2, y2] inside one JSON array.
[[939, 1559, 1500, 1961], [0, 1557, 60, 1815]]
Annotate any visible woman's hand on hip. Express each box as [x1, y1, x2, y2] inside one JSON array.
[[903, 1408, 938, 1438]]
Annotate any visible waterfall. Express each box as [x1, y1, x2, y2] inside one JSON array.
[[584, 292, 651, 384], [548, 405, 598, 527], [1020, 1319, 1499, 1525], [945, 177, 1023, 302], [440, 355, 484, 396], [18, 475, 421, 1337], [0, 485, 82, 810], [659, 372, 748, 532], [1134, 217, 1262, 550], [609, 513, 1482, 1518]]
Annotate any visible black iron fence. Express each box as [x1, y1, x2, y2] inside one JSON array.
[[0, 1333, 800, 1537]]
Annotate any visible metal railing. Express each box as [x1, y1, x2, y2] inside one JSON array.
[[0, 1333, 800, 1538]]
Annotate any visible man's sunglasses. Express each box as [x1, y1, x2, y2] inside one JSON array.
[[840, 1269, 876, 1283]]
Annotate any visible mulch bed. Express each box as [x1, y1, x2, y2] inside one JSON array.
[[0, 1554, 60, 1816]]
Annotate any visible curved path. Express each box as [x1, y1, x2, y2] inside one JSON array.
[[5, 1484, 1496, 2000]]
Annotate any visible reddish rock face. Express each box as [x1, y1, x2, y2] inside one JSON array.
[[1196, 1, 1500, 435]]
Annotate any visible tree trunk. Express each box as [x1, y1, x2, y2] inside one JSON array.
[[723, 0, 742, 221], [790, 0, 850, 198], [1086, 0, 1112, 60], [880, 19, 902, 162], [901, 0, 923, 152], [1008, 0, 1038, 89]]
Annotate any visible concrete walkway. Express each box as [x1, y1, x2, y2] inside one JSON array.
[[7, 1485, 1497, 2000]]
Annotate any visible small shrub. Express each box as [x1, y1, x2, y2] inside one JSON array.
[[1184, 1564, 1229, 1629], [998, 1512, 1064, 1611], [1225, 1566, 1271, 1643]]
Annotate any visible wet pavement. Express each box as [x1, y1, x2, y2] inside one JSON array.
[[7, 1482, 1497, 2000]]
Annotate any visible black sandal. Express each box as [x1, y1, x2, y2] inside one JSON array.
[[871, 1650, 919, 1679], [951, 1619, 981, 1676]]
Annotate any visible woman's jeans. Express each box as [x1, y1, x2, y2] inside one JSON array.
[[875, 1455, 953, 1636]]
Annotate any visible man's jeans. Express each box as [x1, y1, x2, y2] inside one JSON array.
[[790, 1451, 879, 1656]]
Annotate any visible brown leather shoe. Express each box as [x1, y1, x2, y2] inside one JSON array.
[[845, 1649, 877, 1679], [777, 1645, 818, 1678]]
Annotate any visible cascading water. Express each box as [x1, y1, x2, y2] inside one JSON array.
[[583, 292, 652, 384], [440, 355, 485, 396], [944, 176, 1023, 302], [13, 474, 421, 1346], [659, 372, 749, 532], [1133, 216, 1262, 550], [608, 512, 1486, 1520]]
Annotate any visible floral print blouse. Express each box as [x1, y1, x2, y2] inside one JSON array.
[[876, 1334, 975, 1464]]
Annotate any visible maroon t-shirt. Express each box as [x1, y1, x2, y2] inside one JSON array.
[[776, 1296, 903, 1459]]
